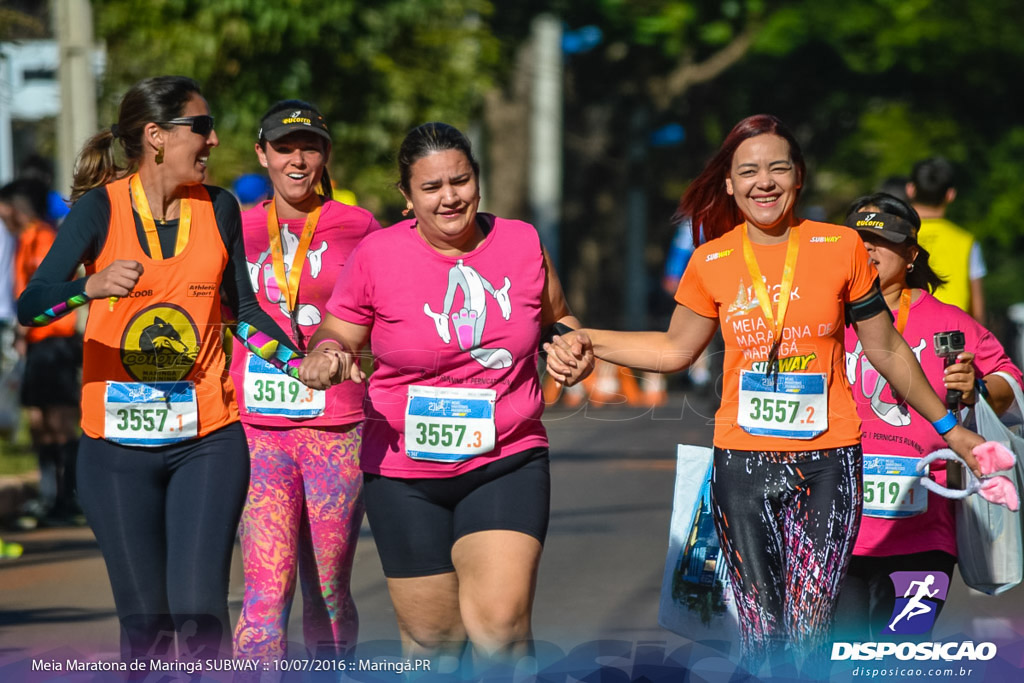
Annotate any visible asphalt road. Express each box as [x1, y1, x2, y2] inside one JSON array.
[[2, 391, 1023, 682]]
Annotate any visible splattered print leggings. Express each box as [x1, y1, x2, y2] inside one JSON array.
[[233, 423, 364, 660], [711, 445, 862, 668]]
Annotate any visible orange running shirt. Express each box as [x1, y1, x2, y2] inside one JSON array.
[[15, 220, 77, 343], [80, 176, 238, 440], [676, 220, 877, 451]]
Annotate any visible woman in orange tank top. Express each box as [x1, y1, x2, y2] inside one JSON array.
[[16, 76, 325, 664]]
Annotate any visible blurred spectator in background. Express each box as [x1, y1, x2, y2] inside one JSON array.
[[19, 154, 70, 225], [331, 181, 358, 206], [0, 179, 82, 526], [906, 157, 986, 323], [0, 189, 19, 445], [233, 172, 272, 210], [0, 191, 17, 375], [663, 218, 712, 389], [877, 175, 910, 203]]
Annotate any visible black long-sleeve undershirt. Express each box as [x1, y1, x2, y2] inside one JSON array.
[[16, 184, 297, 356]]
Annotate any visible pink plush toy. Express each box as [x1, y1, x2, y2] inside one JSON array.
[[916, 441, 1020, 512]]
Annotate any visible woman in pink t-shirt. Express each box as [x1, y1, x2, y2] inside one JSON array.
[[298, 122, 585, 671], [231, 100, 381, 661], [836, 192, 1022, 640]]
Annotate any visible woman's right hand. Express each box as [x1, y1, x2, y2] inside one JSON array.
[[84, 259, 144, 298]]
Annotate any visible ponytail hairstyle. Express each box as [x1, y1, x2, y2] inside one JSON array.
[[71, 76, 202, 203], [846, 192, 945, 293], [675, 114, 805, 244], [257, 99, 334, 199]]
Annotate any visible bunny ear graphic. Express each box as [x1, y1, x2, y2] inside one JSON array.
[[980, 476, 1020, 512]]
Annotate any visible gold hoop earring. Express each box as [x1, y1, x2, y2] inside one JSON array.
[[155, 146, 165, 165]]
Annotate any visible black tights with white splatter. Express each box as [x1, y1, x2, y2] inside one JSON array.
[[711, 445, 862, 673]]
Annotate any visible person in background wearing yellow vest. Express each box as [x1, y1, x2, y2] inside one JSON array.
[[906, 157, 986, 323], [16, 76, 314, 664]]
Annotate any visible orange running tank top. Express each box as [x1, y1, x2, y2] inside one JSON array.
[[80, 176, 238, 442], [16, 220, 78, 343]]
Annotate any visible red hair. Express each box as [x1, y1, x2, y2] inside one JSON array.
[[675, 114, 806, 243]]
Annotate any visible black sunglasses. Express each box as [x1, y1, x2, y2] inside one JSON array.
[[159, 115, 215, 137]]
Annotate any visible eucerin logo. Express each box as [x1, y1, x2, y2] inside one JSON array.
[[705, 249, 733, 262], [831, 641, 997, 662], [810, 236, 842, 243], [282, 111, 312, 125]]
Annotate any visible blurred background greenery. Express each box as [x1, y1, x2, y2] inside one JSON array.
[[4, 0, 1024, 330]]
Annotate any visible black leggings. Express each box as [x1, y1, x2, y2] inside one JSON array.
[[834, 550, 957, 642], [711, 445, 862, 670], [77, 423, 249, 662]]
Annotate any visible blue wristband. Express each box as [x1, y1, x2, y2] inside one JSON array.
[[931, 410, 958, 435]]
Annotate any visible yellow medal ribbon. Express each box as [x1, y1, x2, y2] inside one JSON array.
[[741, 223, 800, 376], [267, 199, 322, 345], [130, 174, 191, 259], [895, 288, 912, 336]]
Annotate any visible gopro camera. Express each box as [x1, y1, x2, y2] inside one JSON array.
[[933, 330, 966, 362], [933, 330, 966, 410], [934, 330, 967, 489]]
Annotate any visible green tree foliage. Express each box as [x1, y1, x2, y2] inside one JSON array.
[[525, 0, 1024, 322], [89, 1, 1024, 319], [754, 0, 1024, 316], [93, 0, 499, 213], [0, 6, 47, 41]]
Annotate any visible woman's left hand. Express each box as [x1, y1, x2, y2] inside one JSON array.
[[545, 330, 595, 387], [944, 351, 977, 403]]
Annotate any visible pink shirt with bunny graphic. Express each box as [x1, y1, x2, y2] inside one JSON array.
[[230, 199, 380, 427], [327, 214, 549, 478], [844, 290, 1022, 557]]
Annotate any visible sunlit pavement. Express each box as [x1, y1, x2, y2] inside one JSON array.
[[2, 391, 1023, 681]]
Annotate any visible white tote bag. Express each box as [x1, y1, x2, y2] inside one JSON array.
[[658, 444, 739, 644], [957, 371, 1024, 595]]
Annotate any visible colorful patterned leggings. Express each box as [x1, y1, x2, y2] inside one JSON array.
[[711, 445, 862, 669], [233, 423, 364, 660]]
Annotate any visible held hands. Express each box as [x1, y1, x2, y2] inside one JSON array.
[[85, 259, 144, 299], [298, 343, 365, 390], [943, 351, 977, 404], [544, 330, 595, 387]]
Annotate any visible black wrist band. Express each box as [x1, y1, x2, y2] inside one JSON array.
[[539, 322, 576, 360]]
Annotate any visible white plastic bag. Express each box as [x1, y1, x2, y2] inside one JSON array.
[[957, 371, 1024, 594], [658, 444, 739, 645]]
